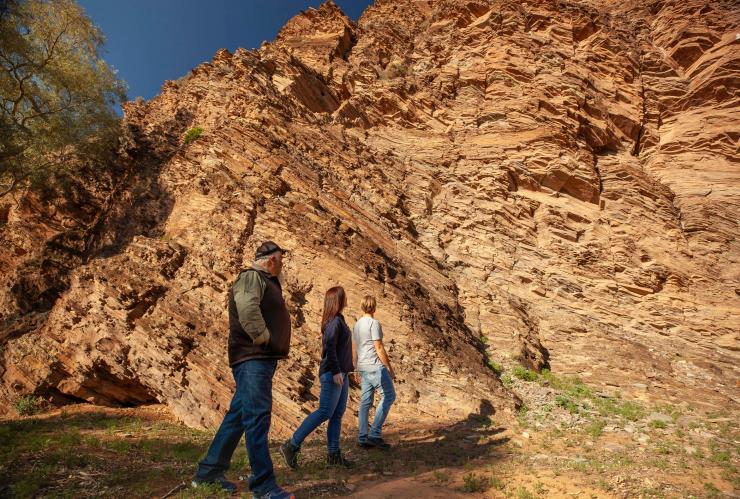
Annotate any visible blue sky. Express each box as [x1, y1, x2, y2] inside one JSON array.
[[78, 1, 373, 111]]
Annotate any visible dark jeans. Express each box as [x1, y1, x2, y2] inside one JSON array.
[[290, 372, 348, 453], [194, 359, 278, 495]]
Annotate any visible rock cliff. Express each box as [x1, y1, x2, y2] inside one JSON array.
[[1, 0, 738, 430]]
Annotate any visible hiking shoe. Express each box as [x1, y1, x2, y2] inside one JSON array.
[[280, 439, 300, 469], [253, 486, 295, 499], [191, 476, 238, 493], [327, 450, 354, 468], [357, 440, 373, 449], [367, 437, 391, 450]]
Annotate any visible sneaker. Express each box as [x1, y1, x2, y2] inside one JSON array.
[[253, 486, 295, 499], [327, 450, 354, 468], [357, 440, 373, 449], [367, 437, 391, 450], [280, 439, 300, 469], [191, 476, 238, 493]]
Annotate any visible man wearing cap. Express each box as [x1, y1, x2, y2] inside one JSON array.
[[192, 241, 294, 499]]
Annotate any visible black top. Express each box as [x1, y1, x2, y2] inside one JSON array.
[[228, 268, 292, 366], [319, 313, 353, 375]]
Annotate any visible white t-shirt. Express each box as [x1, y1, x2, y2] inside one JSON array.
[[352, 316, 383, 370]]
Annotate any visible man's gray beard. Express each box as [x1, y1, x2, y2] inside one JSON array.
[[278, 270, 286, 285]]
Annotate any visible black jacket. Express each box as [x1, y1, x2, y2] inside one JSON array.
[[319, 313, 353, 375], [228, 268, 291, 366]]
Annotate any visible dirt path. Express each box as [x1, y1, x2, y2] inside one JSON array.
[[2, 367, 737, 498]]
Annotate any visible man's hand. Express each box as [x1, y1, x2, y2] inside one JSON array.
[[333, 373, 344, 386], [253, 327, 270, 346], [351, 372, 360, 385]]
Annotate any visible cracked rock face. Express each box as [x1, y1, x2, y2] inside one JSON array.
[[1, 0, 738, 428]]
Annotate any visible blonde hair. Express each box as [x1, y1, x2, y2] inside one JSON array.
[[361, 295, 377, 314]]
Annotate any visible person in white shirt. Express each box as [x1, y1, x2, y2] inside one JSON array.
[[352, 295, 396, 449]]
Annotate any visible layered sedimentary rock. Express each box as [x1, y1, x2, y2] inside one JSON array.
[[1, 0, 738, 429]]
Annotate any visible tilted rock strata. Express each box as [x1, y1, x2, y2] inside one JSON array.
[[0, 0, 738, 429]]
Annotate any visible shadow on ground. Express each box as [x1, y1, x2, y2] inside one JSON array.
[[0, 403, 510, 498], [284, 403, 510, 498]]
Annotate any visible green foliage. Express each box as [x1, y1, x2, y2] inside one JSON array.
[[708, 440, 730, 464], [586, 419, 606, 439], [501, 373, 514, 388], [539, 369, 592, 398], [594, 398, 644, 421], [489, 476, 505, 490], [649, 419, 668, 430], [513, 486, 538, 499], [703, 482, 721, 498], [13, 394, 43, 415], [462, 472, 490, 493], [181, 482, 233, 498], [516, 405, 529, 427], [0, 0, 126, 197], [555, 394, 581, 414], [183, 126, 203, 144], [487, 358, 503, 375], [512, 365, 538, 382], [433, 470, 450, 483]]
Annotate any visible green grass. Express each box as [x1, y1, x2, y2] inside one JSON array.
[[13, 395, 44, 415], [555, 394, 582, 414], [512, 365, 538, 382], [501, 374, 514, 388], [703, 482, 722, 498], [586, 419, 606, 439], [708, 440, 731, 464], [462, 472, 490, 492], [649, 420, 668, 429], [516, 405, 529, 427], [593, 397, 644, 421], [513, 486, 538, 499], [183, 127, 203, 144], [179, 482, 233, 498], [0, 411, 214, 498], [433, 470, 451, 483], [489, 476, 505, 490], [487, 359, 503, 375]]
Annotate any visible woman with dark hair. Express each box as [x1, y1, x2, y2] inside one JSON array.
[[280, 286, 354, 469]]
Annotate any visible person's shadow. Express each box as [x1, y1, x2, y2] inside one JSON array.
[[288, 400, 510, 498]]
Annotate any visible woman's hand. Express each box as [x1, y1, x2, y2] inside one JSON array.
[[333, 373, 344, 386]]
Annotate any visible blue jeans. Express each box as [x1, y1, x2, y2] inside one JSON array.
[[290, 372, 348, 453], [358, 366, 396, 442], [194, 359, 278, 495]]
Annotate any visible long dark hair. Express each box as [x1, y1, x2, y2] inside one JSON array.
[[321, 286, 346, 333]]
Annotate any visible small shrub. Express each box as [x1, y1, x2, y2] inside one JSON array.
[[490, 476, 505, 490], [555, 394, 580, 414], [703, 482, 721, 498], [462, 473, 489, 493], [487, 359, 503, 375], [512, 365, 538, 382], [472, 414, 492, 427], [14, 395, 43, 416], [183, 127, 204, 144], [433, 470, 450, 483], [534, 481, 547, 495], [649, 420, 668, 430], [514, 486, 537, 499], [594, 397, 644, 421], [709, 441, 730, 464], [501, 374, 514, 388], [586, 419, 606, 439]]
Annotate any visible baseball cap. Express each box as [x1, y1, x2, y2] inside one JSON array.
[[255, 241, 287, 259]]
